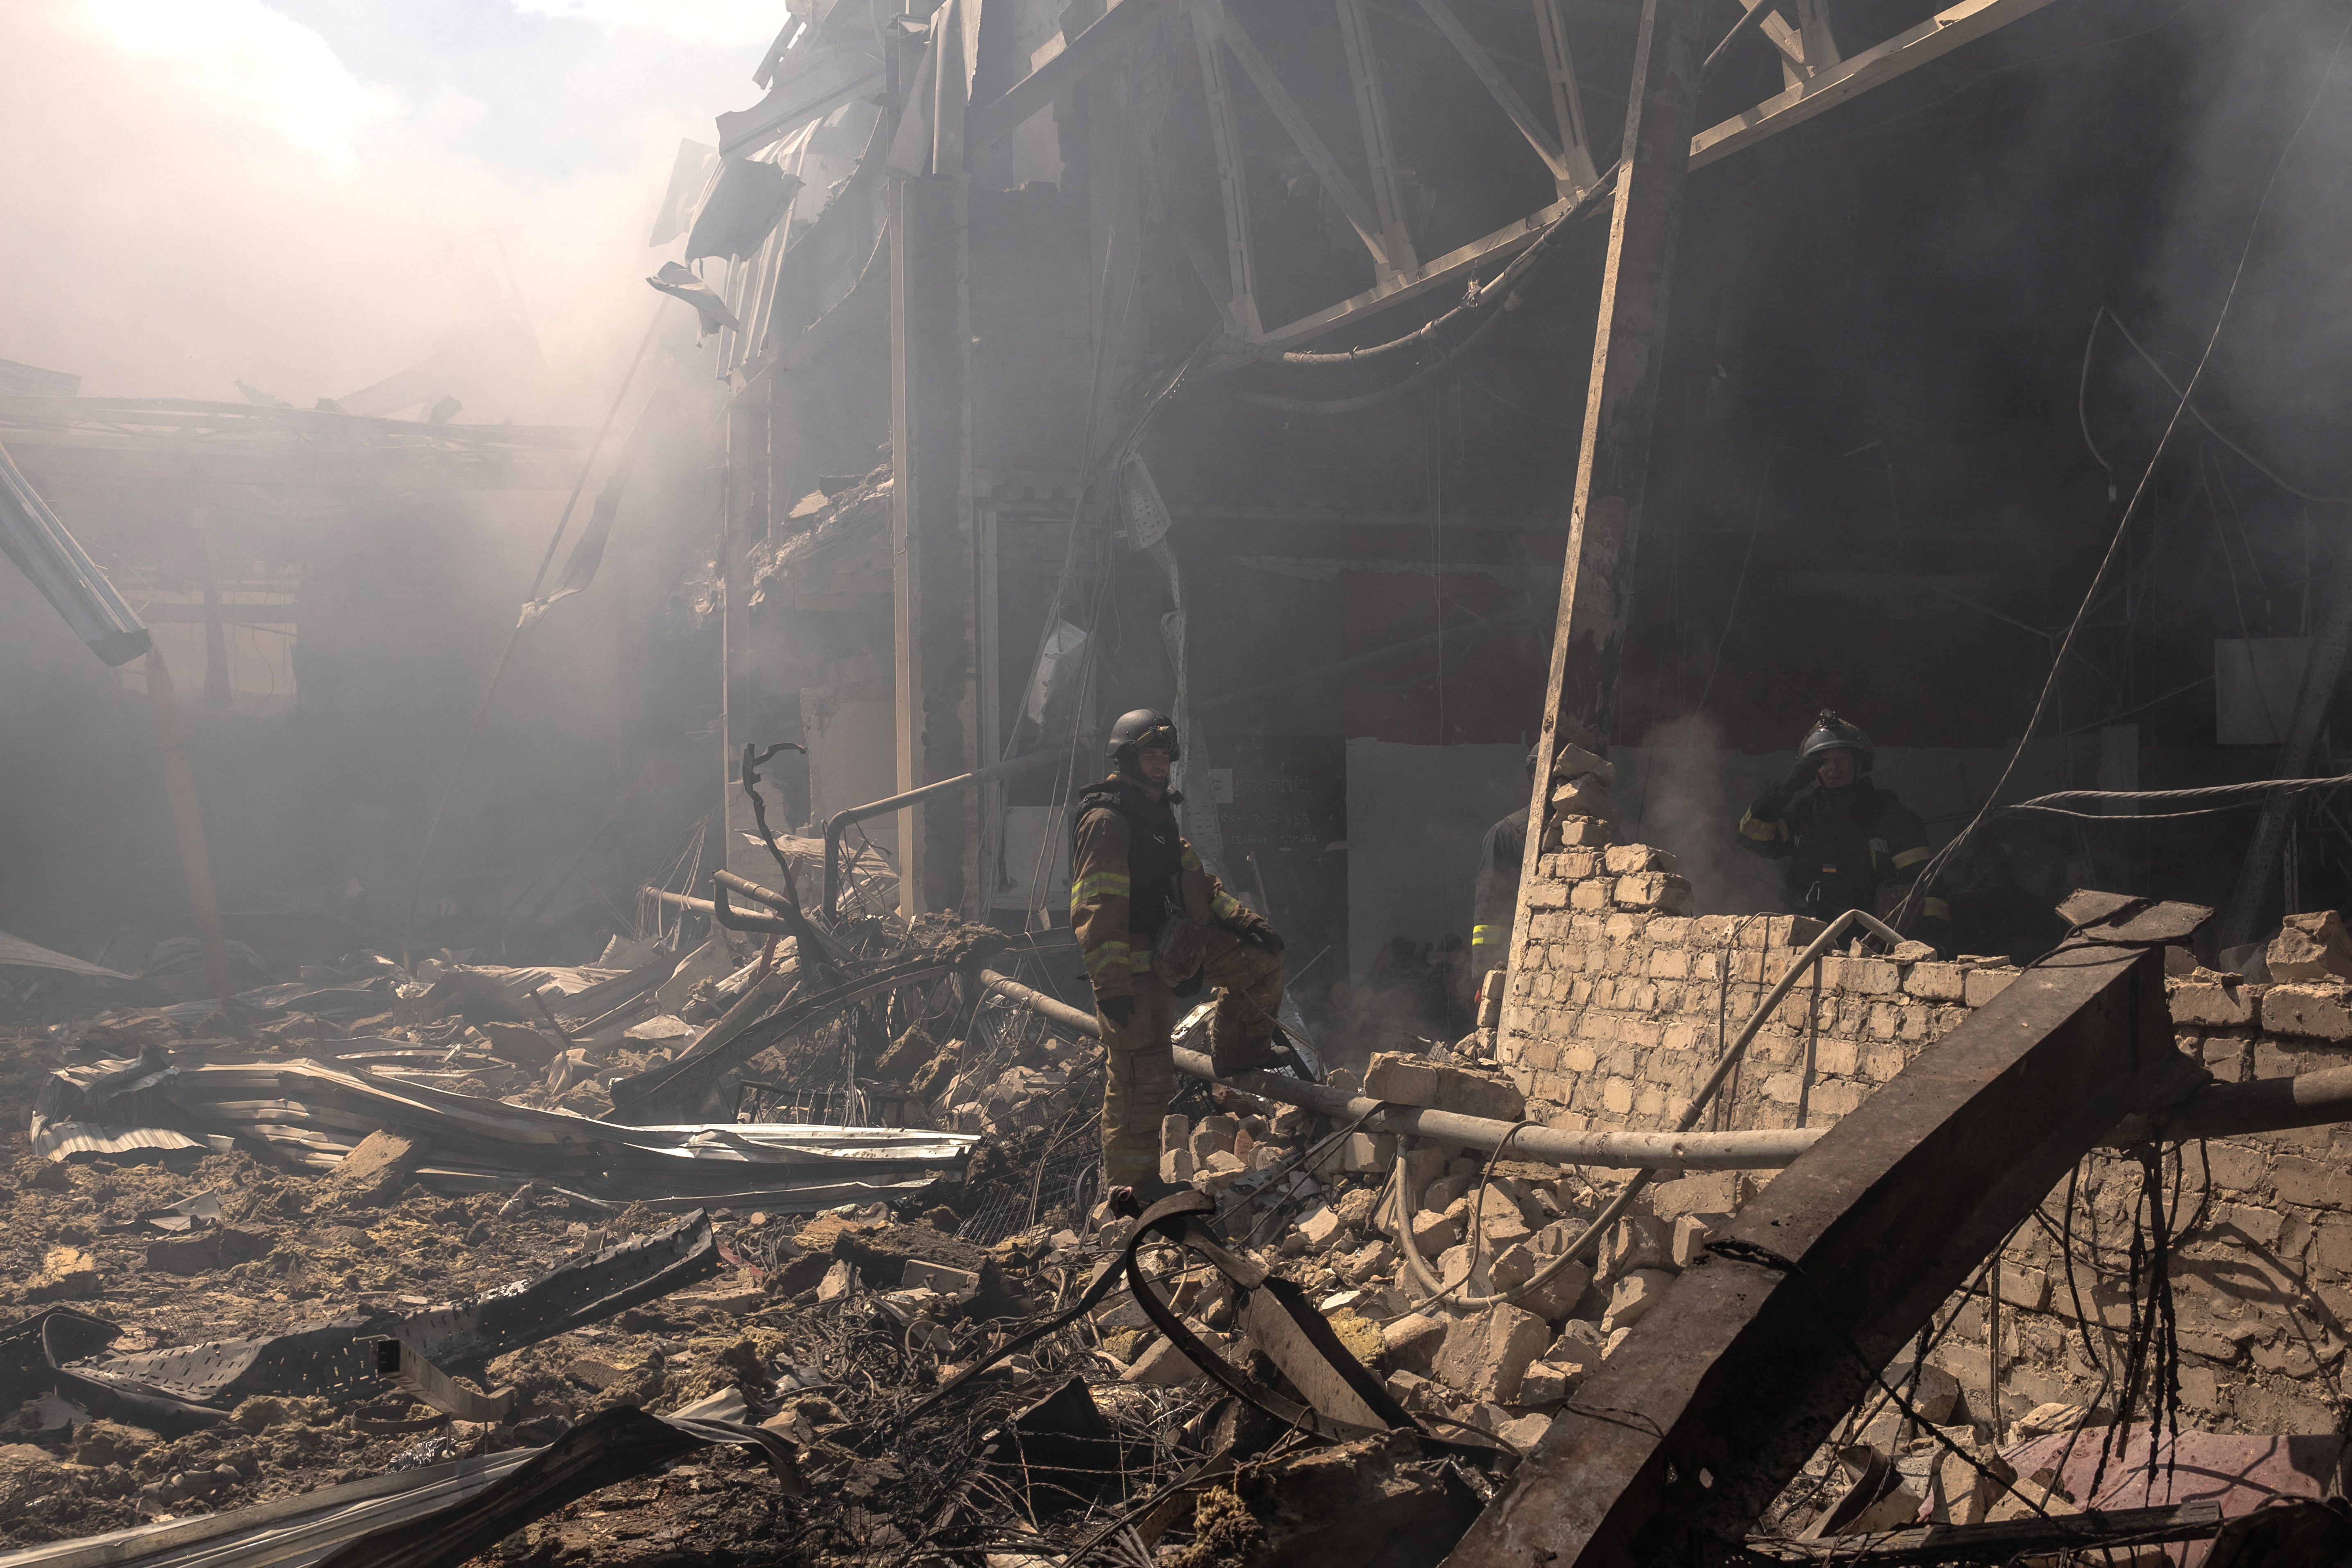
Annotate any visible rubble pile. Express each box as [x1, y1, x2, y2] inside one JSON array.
[[0, 1011, 1451, 1567], [1121, 1049, 1760, 1462], [0, 928, 1672, 1568], [7, 895, 2347, 1568]]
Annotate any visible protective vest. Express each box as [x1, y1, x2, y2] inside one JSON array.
[[1773, 782, 1920, 920], [1071, 776, 1186, 935], [1471, 807, 1528, 959]]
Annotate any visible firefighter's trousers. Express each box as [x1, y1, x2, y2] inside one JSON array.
[[1096, 929, 1285, 1186]]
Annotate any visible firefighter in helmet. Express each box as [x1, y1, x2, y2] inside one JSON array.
[[1739, 712, 1956, 950], [1469, 747, 1537, 983], [1070, 710, 1287, 1192]]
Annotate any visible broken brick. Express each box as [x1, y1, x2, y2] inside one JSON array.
[[320, 1130, 422, 1207], [1596, 1213, 1671, 1283], [25, 1245, 100, 1303], [1515, 1360, 1576, 1408], [1600, 1268, 1676, 1333], [1382, 1313, 1448, 1373], [1298, 1203, 1346, 1250], [1430, 1304, 1551, 1404], [2269, 911, 2352, 983]]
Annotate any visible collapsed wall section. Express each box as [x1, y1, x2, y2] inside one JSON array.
[[1497, 813, 2352, 1436]]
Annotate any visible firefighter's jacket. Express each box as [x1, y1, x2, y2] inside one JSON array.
[[1069, 773, 1255, 1001], [1737, 777, 1950, 927], [1471, 806, 1528, 965]]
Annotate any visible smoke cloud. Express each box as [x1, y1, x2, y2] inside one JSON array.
[[0, 0, 776, 418], [1621, 715, 1786, 917]]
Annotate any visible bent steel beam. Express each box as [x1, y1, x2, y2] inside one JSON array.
[[821, 748, 1062, 915], [1443, 940, 2205, 1568], [606, 955, 956, 1123]]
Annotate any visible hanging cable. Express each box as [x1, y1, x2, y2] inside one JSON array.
[[1896, 23, 2352, 926], [1234, 285, 1539, 417], [2004, 772, 2352, 819], [2087, 306, 2352, 505]]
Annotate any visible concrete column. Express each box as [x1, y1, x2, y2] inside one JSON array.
[[889, 172, 977, 918], [722, 371, 772, 879]]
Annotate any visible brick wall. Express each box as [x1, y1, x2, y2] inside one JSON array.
[[1499, 811, 2352, 1434], [1497, 827, 2020, 1134]]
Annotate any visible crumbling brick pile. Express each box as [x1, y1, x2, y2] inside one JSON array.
[[1120, 1051, 1759, 1458]]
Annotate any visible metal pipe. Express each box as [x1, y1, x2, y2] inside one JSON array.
[[1182, 1047, 1821, 1168], [0, 434, 150, 666], [639, 874, 804, 919], [822, 748, 1065, 914], [978, 968, 1812, 1168], [1697, 0, 1783, 84], [715, 870, 792, 911], [2111, 1062, 2352, 1145], [978, 969, 1100, 1038], [978, 961, 2352, 1166]]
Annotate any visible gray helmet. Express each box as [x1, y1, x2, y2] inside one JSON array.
[[1107, 709, 1181, 768], [1798, 710, 1874, 774]]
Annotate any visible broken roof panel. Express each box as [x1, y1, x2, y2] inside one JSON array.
[[0, 358, 79, 397], [0, 1449, 536, 1568], [646, 137, 719, 246], [683, 157, 804, 263], [0, 434, 150, 666], [0, 929, 135, 980], [34, 1054, 976, 1207], [714, 42, 883, 156]]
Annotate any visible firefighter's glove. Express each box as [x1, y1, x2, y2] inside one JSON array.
[[1243, 923, 1286, 956], [1758, 758, 1814, 815], [1099, 994, 1136, 1030]]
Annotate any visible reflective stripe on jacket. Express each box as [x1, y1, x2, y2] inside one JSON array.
[[1069, 773, 1252, 1001]]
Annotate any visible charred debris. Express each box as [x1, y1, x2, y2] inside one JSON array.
[[9, 877, 2352, 1568]]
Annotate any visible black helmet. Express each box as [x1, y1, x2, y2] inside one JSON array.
[[1798, 710, 1874, 774], [1108, 709, 1181, 768]]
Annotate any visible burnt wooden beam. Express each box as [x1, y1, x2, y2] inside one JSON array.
[[1526, 0, 1702, 767]]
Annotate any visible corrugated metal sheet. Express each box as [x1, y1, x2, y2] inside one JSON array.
[[0, 435, 149, 666], [0, 930, 135, 980], [29, 1123, 210, 1161], [0, 1390, 749, 1568], [37, 1056, 974, 1206], [0, 1445, 532, 1568]]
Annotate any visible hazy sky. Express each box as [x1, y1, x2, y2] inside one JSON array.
[[0, 0, 788, 418]]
